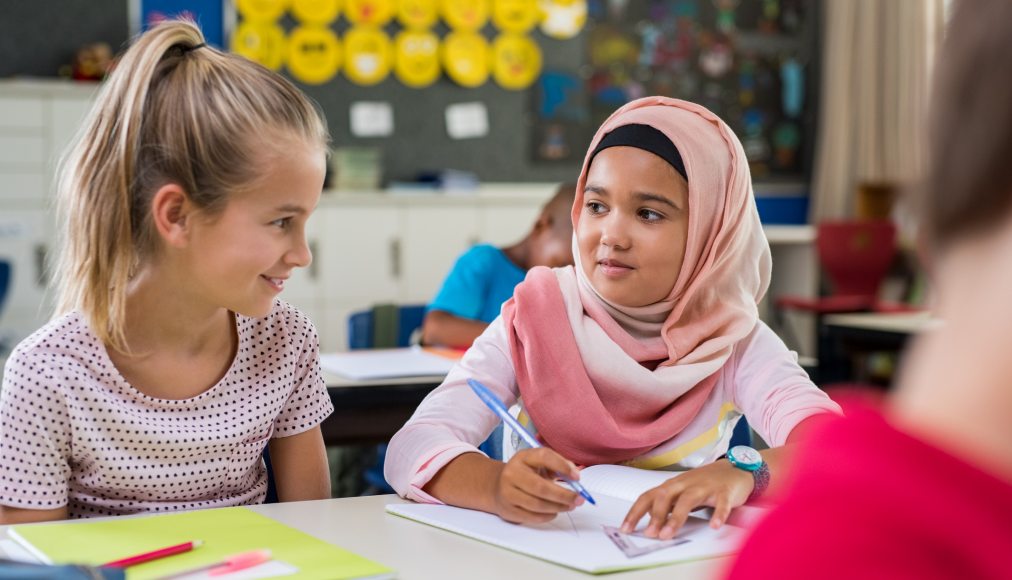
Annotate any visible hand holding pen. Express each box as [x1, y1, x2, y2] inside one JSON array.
[[467, 378, 596, 525]]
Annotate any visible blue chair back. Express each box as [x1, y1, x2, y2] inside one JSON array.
[[349, 304, 428, 494], [0, 261, 10, 317], [347, 304, 426, 350]]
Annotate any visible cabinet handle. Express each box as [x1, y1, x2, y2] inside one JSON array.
[[308, 239, 319, 281], [34, 244, 47, 287], [390, 238, 401, 279]]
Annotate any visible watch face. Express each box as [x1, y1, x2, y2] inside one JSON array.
[[729, 445, 762, 468]]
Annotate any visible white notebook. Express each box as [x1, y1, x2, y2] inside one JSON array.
[[386, 464, 764, 574], [320, 346, 457, 380]]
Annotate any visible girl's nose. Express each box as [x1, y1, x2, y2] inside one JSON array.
[[599, 215, 630, 250], [288, 236, 313, 268]]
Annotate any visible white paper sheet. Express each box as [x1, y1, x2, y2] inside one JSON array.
[[320, 346, 456, 380]]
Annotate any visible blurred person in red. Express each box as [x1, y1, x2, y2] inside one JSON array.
[[726, 0, 1012, 577]]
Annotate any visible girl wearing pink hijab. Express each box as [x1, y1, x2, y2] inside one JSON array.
[[385, 97, 839, 538]]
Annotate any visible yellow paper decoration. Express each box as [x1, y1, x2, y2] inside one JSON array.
[[291, 0, 342, 24], [236, 0, 289, 22], [345, 0, 395, 25], [396, 0, 439, 29], [394, 30, 441, 88], [343, 26, 393, 85], [286, 26, 342, 85], [231, 21, 287, 70], [441, 0, 490, 31], [492, 0, 539, 33], [538, 0, 586, 39], [442, 31, 489, 87], [491, 33, 541, 90]]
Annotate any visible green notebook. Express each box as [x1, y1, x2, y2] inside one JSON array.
[[8, 506, 393, 580]]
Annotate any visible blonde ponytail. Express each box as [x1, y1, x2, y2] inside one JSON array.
[[54, 20, 328, 353]]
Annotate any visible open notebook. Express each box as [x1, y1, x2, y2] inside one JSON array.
[[386, 464, 765, 574]]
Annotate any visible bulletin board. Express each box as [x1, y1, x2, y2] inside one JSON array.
[[534, 0, 819, 180], [2, 0, 818, 185]]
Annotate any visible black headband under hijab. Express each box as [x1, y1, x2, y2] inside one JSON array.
[[588, 123, 688, 183]]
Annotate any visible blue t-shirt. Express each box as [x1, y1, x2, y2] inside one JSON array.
[[428, 244, 527, 323]]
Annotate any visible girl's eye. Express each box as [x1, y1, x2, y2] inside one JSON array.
[[271, 217, 292, 229], [638, 208, 664, 221], [586, 201, 606, 214]]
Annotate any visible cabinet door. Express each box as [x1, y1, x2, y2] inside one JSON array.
[[49, 96, 97, 190], [317, 205, 402, 306], [400, 206, 479, 303], [0, 210, 53, 357], [477, 202, 543, 246]]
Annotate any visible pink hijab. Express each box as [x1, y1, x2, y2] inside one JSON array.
[[502, 97, 772, 465]]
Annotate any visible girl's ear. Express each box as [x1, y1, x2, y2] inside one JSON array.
[[150, 183, 196, 247]]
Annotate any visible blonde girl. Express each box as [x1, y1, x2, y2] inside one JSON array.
[[386, 97, 839, 539], [0, 20, 333, 523]]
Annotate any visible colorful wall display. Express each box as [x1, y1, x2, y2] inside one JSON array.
[[344, 0, 395, 25], [491, 33, 541, 90], [290, 0, 342, 24], [231, 20, 286, 70], [442, 31, 490, 88], [397, 0, 439, 28], [578, 0, 814, 177], [343, 26, 393, 85], [232, 0, 584, 88], [286, 25, 342, 84], [394, 29, 441, 87]]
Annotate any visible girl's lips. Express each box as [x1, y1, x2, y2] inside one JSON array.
[[260, 275, 286, 292], [597, 260, 634, 278]]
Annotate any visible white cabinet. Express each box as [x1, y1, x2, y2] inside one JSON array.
[[0, 210, 53, 357], [0, 81, 96, 370], [296, 191, 554, 352], [401, 206, 478, 303]]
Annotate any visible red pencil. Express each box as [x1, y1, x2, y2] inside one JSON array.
[[103, 540, 203, 568]]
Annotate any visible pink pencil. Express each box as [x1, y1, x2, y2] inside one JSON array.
[[103, 540, 203, 568]]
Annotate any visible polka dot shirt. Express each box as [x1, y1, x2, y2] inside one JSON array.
[[0, 300, 334, 518]]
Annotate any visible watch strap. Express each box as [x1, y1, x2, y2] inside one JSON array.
[[747, 461, 770, 502]]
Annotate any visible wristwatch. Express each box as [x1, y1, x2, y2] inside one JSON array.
[[726, 445, 770, 502]]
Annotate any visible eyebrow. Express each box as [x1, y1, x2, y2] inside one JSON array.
[[584, 185, 680, 210], [274, 204, 310, 215]]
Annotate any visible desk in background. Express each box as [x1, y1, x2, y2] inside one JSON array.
[[1, 496, 728, 580], [321, 371, 444, 446], [820, 311, 937, 384]]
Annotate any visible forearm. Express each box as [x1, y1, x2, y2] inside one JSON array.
[[0, 505, 68, 525], [755, 413, 829, 497], [422, 452, 503, 513], [421, 311, 489, 348], [268, 427, 331, 502]]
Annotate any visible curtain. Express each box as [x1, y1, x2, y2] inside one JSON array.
[[811, 0, 946, 221]]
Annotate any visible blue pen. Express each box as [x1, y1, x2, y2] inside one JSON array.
[[467, 378, 596, 506]]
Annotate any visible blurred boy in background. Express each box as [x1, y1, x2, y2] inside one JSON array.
[[422, 183, 576, 348]]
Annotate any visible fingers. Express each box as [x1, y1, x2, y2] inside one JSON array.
[[658, 490, 705, 539], [495, 448, 583, 524], [520, 447, 580, 480], [710, 496, 732, 529], [621, 491, 655, 534]]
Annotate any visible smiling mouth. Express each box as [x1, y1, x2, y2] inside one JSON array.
[[261, 275, 286, 291]]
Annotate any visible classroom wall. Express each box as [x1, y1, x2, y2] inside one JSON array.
[[0, 0, 584, 184]]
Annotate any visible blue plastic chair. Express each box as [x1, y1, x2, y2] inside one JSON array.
[[349, 304, 428, 494], [0, 261, 9, 314]]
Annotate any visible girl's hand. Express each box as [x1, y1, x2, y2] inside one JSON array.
[[492, 447, 585, 524], [621, 460, 753, 539]]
